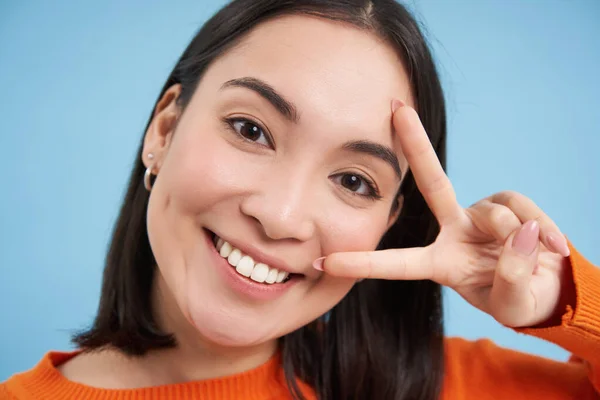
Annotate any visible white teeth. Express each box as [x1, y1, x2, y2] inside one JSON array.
[[235, 255, 254, 278], [214, 237, 293, 284], [219, 241, 232, 258], [227, 249, 242, 267], [250, 263, 269, 283], [265, 268, 279, 284], [276, 270, 288, 283]]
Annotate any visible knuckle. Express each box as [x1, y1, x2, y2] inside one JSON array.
[[398, 257, 409, 280], [424, 172, 450, 194], [364, 252, 375, 279], [530, 213, 545, 223], [475, 198, 491, 207], [495, 190, 519, 205], [500, 189, 519, 199], [498, 264, 530, 286], [488, 206, 515, 229], [411, 139, 431, 159], [503, 190, 520, 198], [505, 194, 523, 212]]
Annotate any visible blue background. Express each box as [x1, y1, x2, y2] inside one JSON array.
[[1, 0, 599, 380]]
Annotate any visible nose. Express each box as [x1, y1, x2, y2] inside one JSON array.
[[240, 167, 316, 242]]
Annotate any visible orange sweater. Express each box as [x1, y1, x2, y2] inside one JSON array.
[[2, 243, 599, 399]]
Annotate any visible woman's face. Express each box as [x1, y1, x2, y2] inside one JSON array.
[[144, 15, 412, 347]]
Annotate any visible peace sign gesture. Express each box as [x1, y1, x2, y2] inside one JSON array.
[[318, 100, 572, 329]]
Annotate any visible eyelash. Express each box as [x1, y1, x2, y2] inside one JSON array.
[[332, 173, 382, 201], [223, 116, 274, 148], [222, 117, 382, 201]]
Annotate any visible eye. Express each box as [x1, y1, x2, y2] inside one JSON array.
[[226, 118, 273, 148], [332, 173, 382, 200]]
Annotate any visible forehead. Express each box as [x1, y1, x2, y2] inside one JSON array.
[[202, 15, 412, 161]]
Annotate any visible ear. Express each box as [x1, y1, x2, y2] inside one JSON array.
[[386, 194, 404, 231], [141, 84, 182, 171]]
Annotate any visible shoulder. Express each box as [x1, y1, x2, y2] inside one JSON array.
[[1, 348, 146, 399], [57, 348, 147, 389], [442, 337, 593, 398], [57, 350, 104, 382], [1, 351, 81, 399], [443, 336, 583, 375]]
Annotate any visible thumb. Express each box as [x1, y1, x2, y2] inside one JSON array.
[[489, 220, 540, 327]]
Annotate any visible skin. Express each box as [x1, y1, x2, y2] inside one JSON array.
[[58, 14, 572, 389]]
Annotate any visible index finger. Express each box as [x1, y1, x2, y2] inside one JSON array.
[[393, 101, 462, 225], [322, 246, 438, 282]]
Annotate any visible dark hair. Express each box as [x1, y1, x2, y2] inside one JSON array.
[[73, 1, 447, 399]]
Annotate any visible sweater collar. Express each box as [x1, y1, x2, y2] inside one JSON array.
[[7, 350, 314, 400]]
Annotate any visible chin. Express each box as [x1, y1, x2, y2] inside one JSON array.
[[187, 304, 280, 348], [178, 280, 278, 348]]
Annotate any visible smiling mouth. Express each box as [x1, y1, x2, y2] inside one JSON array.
[[206, 230, 295, 285]]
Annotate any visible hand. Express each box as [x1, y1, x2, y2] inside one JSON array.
[[319, 101, 572, 328]]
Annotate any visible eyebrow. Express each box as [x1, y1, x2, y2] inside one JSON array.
[[221, 77, 300, 124], [342, 140, 402, 180]]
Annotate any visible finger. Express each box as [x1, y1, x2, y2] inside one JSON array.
[[490, 191, 570, 257], [392, 102, 462, 225], [468, 200, 522, 242], [319, 246, 436, 281], [488, 220, 540, 327]]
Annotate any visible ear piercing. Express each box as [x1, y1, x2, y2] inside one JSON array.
[[144, 153, 155, 191]]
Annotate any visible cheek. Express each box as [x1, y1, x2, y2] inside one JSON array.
[[159, 122, 248, 215], [321, 208, 389, 254], [146, 119, 247, 308]]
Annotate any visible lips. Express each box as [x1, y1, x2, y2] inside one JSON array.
[[205, 229, 303, 279], [203, 229, 301, 301]]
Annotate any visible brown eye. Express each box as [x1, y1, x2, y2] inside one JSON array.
[[332, 173, 380, 200], [238, 121, 261, 140], [341, 174, 362, 192], [229, 119, 272, 147]]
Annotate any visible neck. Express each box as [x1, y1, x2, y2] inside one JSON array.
[[143, 272, 278, 384]]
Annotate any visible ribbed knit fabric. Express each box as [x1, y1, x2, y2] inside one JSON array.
[[2, 243, 599, 399], [1, 351, 315, 400]]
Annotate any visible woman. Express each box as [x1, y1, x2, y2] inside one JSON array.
[[2, 0, 598, 399]]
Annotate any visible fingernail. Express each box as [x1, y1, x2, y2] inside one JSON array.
[[547, 232, 571, 257], [312, 257, 325, 271], [391, 99, 405, 113], [512, 220, 540, 255]]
